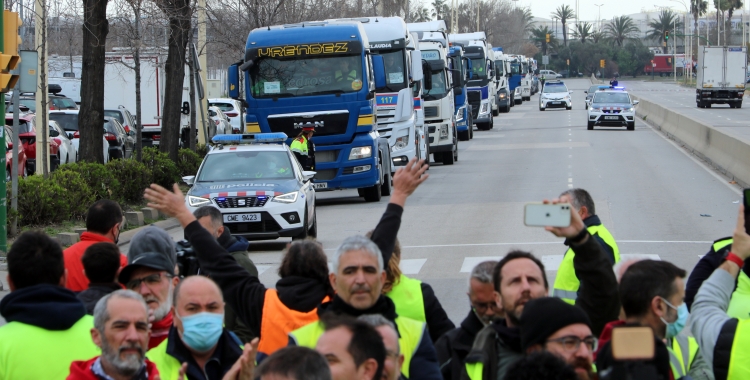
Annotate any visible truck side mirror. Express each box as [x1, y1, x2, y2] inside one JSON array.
[[451, 69, 462, 88], [410, 50, 424, 82], [422, 62, 433, 90], [228, 64, 240, 99], [393, 88, 414, 123], [372, 55, 387, 90]]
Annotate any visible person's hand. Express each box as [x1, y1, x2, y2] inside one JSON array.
[[144, 183, 196, 227], [544, 198, 586, 240], [223, 338, 259, 380], [390, 158, 428, 207], [170, 363, 187, 380], [732, 204, 750, 260]]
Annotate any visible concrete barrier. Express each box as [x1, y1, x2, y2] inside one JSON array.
[[632, 93, 750, 188]]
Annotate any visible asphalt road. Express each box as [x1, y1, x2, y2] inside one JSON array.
[[0, 78, 743, 326]]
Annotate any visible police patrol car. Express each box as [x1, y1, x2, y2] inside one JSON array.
[[586, 87, 640, 131], [183, 133, 317, 240], [538, 80, 572, 111]]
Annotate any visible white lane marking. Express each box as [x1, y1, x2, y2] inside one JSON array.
[[461, 256, 503, 272], [399, 259, 427, 274], [400, 240, 713, 250], [256, 265, 273, 275]]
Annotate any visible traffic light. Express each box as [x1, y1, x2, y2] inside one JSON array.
[[566, 59, 570, 65], [600, 59, 605, 68], [665, 31, 670, 41], [0, 10, 22, 93], [546, 34, 550, 43]]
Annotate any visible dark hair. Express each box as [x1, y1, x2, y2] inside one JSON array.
[[8, 231, 64, 289], [493, 251, 548, 292], [82, 242, 122, 284], [278, 239, 333, 296], [619, 260, 687, 318], [256, 346, 332, 380], [560, 188, 595, 216], [503, 351, 578, 380], [320, 314, 386, 380], [193, 206, 222, 227], [86, 200, 123, 234]]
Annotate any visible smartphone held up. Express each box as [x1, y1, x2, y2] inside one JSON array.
[[524, 203, 572, 227]]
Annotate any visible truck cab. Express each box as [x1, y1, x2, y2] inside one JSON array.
[[450, 32, 496, 131], [449, 45, 473, 141], [227, 21, 392, 202], [492, 48, 511, 113]]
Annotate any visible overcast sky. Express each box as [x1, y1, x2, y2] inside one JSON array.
[[519, 0, 740, 22]]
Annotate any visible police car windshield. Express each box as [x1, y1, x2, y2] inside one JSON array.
[[250, 54, 363, 98], [197, 151, 295, 181], [544, 84, 568, 93], [593, 92, 630, 104]]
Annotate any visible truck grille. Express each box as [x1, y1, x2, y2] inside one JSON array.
[[267, 112, 349, 137], [424, 106, 439, 118], [468, 91, 481, 118], [316, 150, 339, 163], [224, 212, 282, 234], [313, 169, 337, 181], [214, 197, 269, 208]]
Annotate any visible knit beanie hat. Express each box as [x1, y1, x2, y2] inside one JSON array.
[[520, 297, 592, 351]]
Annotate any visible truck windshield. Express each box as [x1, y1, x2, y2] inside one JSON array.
[[380, 50, 408, 91], [250, 54, 363, 98], [468, 58, 487, 80], [522, 62, 529, 73], [511, 62, 521, 75], [494, 60, 504, 76], [424, 70, 448, 100], [198, 151, 295, 181]]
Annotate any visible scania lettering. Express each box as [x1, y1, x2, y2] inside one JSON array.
[[329, 17, 426, 169], [449, 32, 496, 131], [227, 21, 392, 202]]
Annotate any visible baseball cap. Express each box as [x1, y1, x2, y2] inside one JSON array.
[[118, 226, 177, 284]]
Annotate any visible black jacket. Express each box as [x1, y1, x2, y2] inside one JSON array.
[[163, 326, 244, 380], [0, 284, 87, 330], [311, 295, 443, 380], [595, 324, 671, 380], [77, 283, 122, 315], [435, 310, 485, 380], [421, 282, 455, 343], [684, 237, 750, 311], [186, 203, 404, 341]]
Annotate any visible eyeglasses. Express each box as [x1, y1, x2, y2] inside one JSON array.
[[126, 272, 173, 290], [469, 296, 497, 312], [546, 335, 598, 352]]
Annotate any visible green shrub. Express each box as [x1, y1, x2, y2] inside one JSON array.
[[57, 162, 120, 201], [16, 175, 70, 226], [50, 170, 95, 220], [177, 148, 202, 177], [142, 147, 180, 188], [196, 144, 209, 159], [106, 159, 152, 203]]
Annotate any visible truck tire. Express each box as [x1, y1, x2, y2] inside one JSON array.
[[458, 130, 470, 141], [539, 107, 545, 111], [566, 106, 572, 110], [442, 147, 455, 165], [477, 122, 489, 131], [469, 123, 474, 139], [627, 122, 635, 131], [737, 102, 743, 109], [293, 208, 309, 240], [705, 102, 711, 108], [381, 171, 392, 196], [587, 121, 594, 130], [489, 115, 494, 129], [492, 107, 499, 116], [515, 98, 522, 105], [363, 181, 381, 202]]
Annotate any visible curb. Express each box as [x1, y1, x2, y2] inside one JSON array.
[[117, 217, 182, 248]]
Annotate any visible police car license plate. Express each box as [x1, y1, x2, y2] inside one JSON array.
[[223, 213, 260, 223], [313, 182, 328, 189], [604, 116, 619, 120], [551, 102, 561, 104]]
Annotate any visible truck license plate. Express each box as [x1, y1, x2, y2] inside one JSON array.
[[605, 116, 619, 120], [313, 182, 328, 189], [223, 213, 260, 223]]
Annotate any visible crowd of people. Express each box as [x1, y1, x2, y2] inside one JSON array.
[[1, 156, 749, 380]]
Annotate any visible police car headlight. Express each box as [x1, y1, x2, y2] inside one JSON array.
[[349, 146, 372, 160], [624, 107, 634, 112], [272, 191, 298, 204], [188, 196, 211, 207], [393, 131, 409, 151]]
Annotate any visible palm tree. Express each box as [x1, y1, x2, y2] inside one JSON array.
[[519, 7, 536, 34], [603, 16, 640, 47], [572, 22, 593, 43], [691, 0, 709, 45], [724, 0, 743, 44], [590, 31, 605, 44], [431, 0, 449, 20], [551, 5, 576, 46], [530, 25, 558, 55], [646, 9, 682, 53]]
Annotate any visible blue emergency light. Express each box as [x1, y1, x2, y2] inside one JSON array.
[[211, 132, 288, 145]]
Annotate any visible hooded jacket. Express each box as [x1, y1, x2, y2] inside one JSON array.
[[0, 284, 100, 379], [77, 283, 122, 315], [67, 357, 160, 380], [436, 310, 487, 380]]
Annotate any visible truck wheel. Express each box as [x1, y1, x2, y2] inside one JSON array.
[[458, 130, 470, 141], [469, 124, 474, 139], [492, 107, 499, 116], [587, 121, 594, 130], [566, 106, 572, 110], [737, 102, 743, 109], [539, 107, 545, 111], [363, 180, 381, 202], [357, 188, 365, 197], [381, 171, 392, 196], [442, 147, 455, 165], [627, 122, 635, 131], [489, 115, 494, 129], [515, 98, 522, 105], [293, 208, 309, 240], [705, 103, 711, 108]]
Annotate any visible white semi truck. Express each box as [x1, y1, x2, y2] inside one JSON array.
[[696, 46, 747, 108]]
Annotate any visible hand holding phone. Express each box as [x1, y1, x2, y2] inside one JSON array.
[[524, 203, 571, 227]]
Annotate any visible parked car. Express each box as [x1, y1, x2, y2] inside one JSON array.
[[208, 106, 233, 136], [104, 106, 136, 134], [104, 116, 135, 159], [539, 69, 563, 78], [49, 120, 76, 165], [4, 114, 60, 173], [49, 110, 111, 163], [208, 98, 245, 133], [5, 126, 28, 181]]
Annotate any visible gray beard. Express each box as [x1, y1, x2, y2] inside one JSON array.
[[151, 283, 174, 322], [100, 337, 144, 376]]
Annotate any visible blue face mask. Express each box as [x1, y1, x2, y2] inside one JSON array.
[[177, 312, 224, 352], [660, 297, 689, 339]]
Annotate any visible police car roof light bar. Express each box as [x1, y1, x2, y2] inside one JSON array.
[[211, 132, 289, 145], [610, 86, 625, 90]]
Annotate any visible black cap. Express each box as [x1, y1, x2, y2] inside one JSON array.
[[118, 227, 177, 284], [519, 297, 592, 352]]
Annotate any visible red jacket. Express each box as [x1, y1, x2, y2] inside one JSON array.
[[67, 357, 160, 380], [64, 232, 127, 292]]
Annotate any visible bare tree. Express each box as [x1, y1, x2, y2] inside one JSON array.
[[78, 0, 109, 163]]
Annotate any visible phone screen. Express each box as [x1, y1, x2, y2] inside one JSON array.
[[744, 189, 750, 234]]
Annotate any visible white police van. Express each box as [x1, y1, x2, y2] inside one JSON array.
[[183, 133, 317, 240]]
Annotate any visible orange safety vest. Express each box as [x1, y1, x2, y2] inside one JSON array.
[[258, 289, 329, 356]]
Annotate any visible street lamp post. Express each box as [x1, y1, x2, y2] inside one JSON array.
[[594, 4, 604, 32]]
